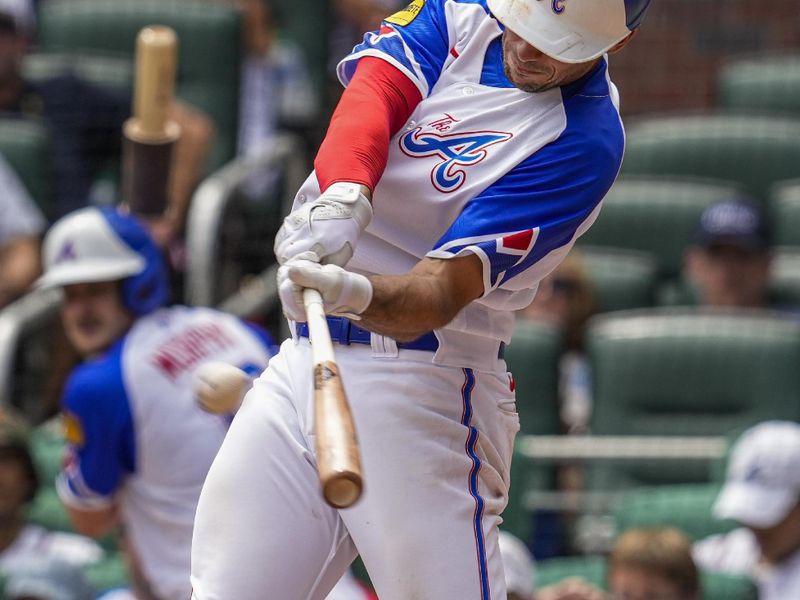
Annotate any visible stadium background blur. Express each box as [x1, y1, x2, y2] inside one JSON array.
[[0, 0, 799, 597]]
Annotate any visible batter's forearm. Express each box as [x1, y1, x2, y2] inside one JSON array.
[[358, 254, 485, 341], [359, 274, 459, 341]]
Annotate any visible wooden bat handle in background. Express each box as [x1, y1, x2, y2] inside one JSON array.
[[122, 25, 181, 217], [303, 288, 364, 509]]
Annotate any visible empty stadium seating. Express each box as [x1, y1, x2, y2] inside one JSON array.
[[587, 308, 800, 487], [718, 54, 800, 117], [505, 319, 562, 437], [613, 484, 736, 542], [580, 247, 659, 312], [621, 115, 800, 205]]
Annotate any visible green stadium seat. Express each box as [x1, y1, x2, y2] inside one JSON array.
[[535, 555, 757, 600], [580, 177, 746, 278], [580, 247, 659, 312], [718, 55, 800, 117], [769, 179, 800, 246], [0, 118, 52, 218], [536, 555, 607, 589], [506, 320, 562, 436], [37, 0, 242, 171], [770, 249, 800, 307], [587, 308, 800, 487], [613, 484, 736, 542], [621, 115, 800, 205]]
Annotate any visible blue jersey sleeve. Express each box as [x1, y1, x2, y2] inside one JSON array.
[[57, 339, 135, 509], [428, 67, 625, 293], [337, 0, 453, 98]]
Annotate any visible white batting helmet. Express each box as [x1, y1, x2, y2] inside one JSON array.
[[487, 0, 652, 63], [36, 206, 169, 315]]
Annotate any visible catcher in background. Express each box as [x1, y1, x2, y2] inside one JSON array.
[[191, 0, 652, 598], [34, 207, 274, 599]]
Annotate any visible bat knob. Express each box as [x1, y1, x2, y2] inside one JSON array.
[[323, 473, 363, 509]]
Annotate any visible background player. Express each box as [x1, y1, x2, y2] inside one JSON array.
[[191, 0, 652, 598], [35, 206, 274, 599]]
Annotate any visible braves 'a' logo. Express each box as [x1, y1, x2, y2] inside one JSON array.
[[400, 126, 513, 193]]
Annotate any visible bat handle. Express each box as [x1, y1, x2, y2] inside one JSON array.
[[302, 288, 364, 509]]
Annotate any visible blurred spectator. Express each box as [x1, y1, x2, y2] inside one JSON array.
[[34, 207, 274, 599], [684, 199, 772, 309], [538, 527, 700, 600], [0, 409, 103, 572], [232, 0, 316, 198], [500, 530, 536, 600], [328, 0, 404, 85], [0, 151, 45, 307], [518, 251, 596, 432], [694, 421, 800, 599], [4, 555, 96, 600], [0, 3, 214, 243]]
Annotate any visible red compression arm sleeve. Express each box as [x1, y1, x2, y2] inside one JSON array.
[[314, 56, 423, 193]]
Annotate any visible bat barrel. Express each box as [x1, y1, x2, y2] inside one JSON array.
[[304, 289, 364, 509]]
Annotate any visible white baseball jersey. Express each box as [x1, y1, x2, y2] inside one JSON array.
[[291, 0, 624, 368], [694, 528, 800, 600], [57, 306, 274, 599], [192, 1, 626, 598]]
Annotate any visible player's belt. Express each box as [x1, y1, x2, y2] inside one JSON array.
[[297, 316, 439, 352], [296, 317, 505, 358]]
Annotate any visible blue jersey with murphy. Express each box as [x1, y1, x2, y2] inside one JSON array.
[[57, 305, 273, 599], [292, 0, 624, 362]]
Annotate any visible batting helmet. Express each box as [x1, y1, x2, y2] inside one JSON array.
[[487, 0, 652, 63], [36, 207, 169, 316]]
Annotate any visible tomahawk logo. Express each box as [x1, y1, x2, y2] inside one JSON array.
[[55, 240, 77, 263], [400, 124, 513, 193]]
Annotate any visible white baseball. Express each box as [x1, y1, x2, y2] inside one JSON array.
[[193, 362, 251, 414]]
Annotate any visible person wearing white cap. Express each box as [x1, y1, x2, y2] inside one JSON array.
[[694, 420, 800, 599], [34, 206, 276, 600]]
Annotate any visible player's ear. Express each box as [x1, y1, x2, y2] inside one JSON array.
[[607, 30, 637, 55]]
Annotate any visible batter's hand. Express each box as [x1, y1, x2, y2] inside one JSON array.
[[277, 254, 373, 322], [274, 182, 372, 267]]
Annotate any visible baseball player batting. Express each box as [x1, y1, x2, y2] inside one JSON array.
[[191, 0, 652, 598]]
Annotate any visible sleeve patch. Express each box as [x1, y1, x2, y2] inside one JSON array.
[[63, 411, 85, 447], [385, 0, 427, 26]]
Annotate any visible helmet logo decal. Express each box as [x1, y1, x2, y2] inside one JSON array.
[[400, 114, 513, 193], [55, 240, 77, 264], [538, 0, 567, 14]]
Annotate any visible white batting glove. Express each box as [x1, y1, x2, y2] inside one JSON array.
[[273, 182, 373, 267], [277, 255, 373, 322]]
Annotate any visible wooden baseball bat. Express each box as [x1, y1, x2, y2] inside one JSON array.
[[122, 25, 181, 217], [303, 288, 364, 509]]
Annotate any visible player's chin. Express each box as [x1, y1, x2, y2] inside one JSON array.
[[503, 63, 557, 93]]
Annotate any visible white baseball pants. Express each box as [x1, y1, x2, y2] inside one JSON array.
[[191, 337, 519, 599]]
